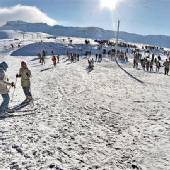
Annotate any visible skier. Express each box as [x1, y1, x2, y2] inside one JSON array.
[[163, 59, 170, 75], [52, 55, 57, 67], [0, 62, 15, 117], [16, 61, 32, 102]]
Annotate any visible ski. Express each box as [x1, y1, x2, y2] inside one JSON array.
[[0, 108, 37, 119], [9, 100, 35, 111], [11, 108, 37, 113]]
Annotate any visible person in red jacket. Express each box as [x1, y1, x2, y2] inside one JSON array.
[[52, 55, 57, 67]]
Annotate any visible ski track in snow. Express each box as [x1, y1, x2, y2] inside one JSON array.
[[0, 55, 170, 170]]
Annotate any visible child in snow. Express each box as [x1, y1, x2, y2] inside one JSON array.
[[88, 58, 94, 72], [0, 62, 15, 117], [16, 61, 32, 102]]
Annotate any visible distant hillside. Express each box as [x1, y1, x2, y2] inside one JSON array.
[[1, 21, 170, 48], [0, 29, 51, 40]]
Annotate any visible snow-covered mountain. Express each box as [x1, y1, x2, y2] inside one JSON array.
[[1, 20, 170, 48], [0, 30, 51, 39]]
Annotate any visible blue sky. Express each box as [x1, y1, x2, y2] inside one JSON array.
[[0, 0, 169, 35]]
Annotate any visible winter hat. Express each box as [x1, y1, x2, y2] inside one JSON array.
[[21, 61, 27, 67], [0, 62, 8, 71]]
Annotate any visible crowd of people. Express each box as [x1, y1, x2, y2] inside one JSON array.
[[132, 51, 170, 75], [1, 40, 170, 118], [66, 52, 80, 63]]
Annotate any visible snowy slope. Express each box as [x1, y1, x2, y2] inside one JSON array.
[[0, 36, 170, 170], [10, 38, 167, 57], [11, 42, 98, 56], [0, 52, 170, 170]]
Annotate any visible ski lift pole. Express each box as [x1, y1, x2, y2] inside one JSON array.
[[115, 20, 120, 62]]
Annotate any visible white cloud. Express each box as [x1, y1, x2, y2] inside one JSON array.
[[100, 0, 126, 11], [0, 4, 57, 26]]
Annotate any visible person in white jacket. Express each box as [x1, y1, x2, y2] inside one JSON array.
[[0, 62, 15, 118]]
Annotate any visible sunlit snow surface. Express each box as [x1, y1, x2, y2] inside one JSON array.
[[0, 37, 170, 170]]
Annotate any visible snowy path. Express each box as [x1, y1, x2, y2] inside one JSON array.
[[0, 56, 170, 170]]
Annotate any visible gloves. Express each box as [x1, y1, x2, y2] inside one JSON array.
[[11, 82, 15, 88], [16, 74, 21, 78]]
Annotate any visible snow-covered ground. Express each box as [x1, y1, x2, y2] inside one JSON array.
[[0, 38, 170, 170]]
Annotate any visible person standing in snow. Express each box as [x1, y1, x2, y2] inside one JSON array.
[[163, 59, 170, 75], [150, 61, 153, 72], [95, 54, 98, 62], [41, 56, 45, 65], [98, 54, 102, 63], [88, 58, 94, 72], [146, 60, 150, 72], [125, 54, 128, 63], [0, 62, 15, 117], [16, 61, 32, 102], [37, 53, 42, 64], [77, 54, 80, 61], [52, 55, 57, 67], [41, 50, 46, 65], [57, 55, 60, 63], [156, 60, 161, 73]]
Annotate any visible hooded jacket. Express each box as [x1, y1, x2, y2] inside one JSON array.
[[19, 67, 31, 87], [0, 68, 11, 94]]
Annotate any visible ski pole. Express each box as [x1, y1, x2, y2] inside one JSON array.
[[10, 78, 17, 102], [30, 84, 34, 107]]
